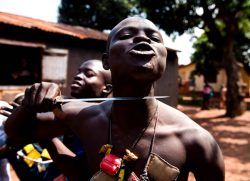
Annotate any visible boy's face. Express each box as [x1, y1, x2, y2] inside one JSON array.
[[105, 17, 167, 82], [71, 60, 106, 98]]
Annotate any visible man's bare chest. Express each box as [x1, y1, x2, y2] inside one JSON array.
[[83, 128, 187, 180]]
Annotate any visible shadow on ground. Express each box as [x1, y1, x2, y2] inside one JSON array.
[[178, 105, 250, 181]]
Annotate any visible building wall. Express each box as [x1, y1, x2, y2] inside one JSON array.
[[178, 63, 195, 82], [178, 62, 250, 94], [46, 40, 106, 97], [194, 69, 227, 92], [155, 51, 178, 108], [241, 68, 250, 95], [0, 24, 179, 106], [179, 63, 228, 92], [0, 24, 106, 101]]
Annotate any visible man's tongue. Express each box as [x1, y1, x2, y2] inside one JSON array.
[[130, 44, 155, 55], [134, 45, 150, 51]]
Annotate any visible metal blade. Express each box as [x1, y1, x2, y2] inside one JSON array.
[[56, 96, 169, 103]]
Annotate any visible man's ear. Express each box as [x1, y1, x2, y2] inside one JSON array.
[[102, 53, 110, 70], [102, 84, 113, 95]]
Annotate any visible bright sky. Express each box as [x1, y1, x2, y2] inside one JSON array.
[[0, 0, 203, 65]]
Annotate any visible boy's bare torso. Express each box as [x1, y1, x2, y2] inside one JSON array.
[[62, 100, 217, 180]]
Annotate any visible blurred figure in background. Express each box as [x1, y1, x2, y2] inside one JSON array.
[[220, 84, 227, 109], [11, 58, 39, 85], [0, 93, 61, 181], [1, 59, 112, 180], [0, 100, 12, 181], [202, 81, 213, 110]]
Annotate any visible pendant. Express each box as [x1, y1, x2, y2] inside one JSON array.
[[99, 144, 113, 153], [100, 154, 122, 176], [123, 149, 138, 161]]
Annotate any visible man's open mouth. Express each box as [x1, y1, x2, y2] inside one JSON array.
[[129, 43, 155, 56]]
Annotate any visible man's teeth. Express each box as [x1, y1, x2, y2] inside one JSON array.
[[130, 49, 154, 55], [136, 49, 152, 52]]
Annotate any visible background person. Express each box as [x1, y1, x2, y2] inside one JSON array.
[[0, 100, 12, 181], [1, 60, 112, 180], [44, 59, 112, 180], [202, 81, 214, 110], [1, 93, 62, 181], [11, 58, 39, 85], [219, 84, 227, 109]]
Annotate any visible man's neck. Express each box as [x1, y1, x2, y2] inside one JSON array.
[[111, 81, 158, 131]]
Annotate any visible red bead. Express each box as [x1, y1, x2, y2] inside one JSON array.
[[100, 154, 122, 176]]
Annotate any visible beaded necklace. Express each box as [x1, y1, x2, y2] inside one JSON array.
[[99, 100, 159, 180]]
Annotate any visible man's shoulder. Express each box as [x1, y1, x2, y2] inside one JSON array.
[[62, 100, 112, 118], [159, 101, 195, 127], [159, 101, 217, 149], [62, 101, 96, 114]]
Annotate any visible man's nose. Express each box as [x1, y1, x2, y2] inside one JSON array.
[[74, 73, 84, 80], [133, 34, 151, 44]]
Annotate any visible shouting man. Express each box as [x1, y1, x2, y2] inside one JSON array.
[[5, 17, 224, 181]]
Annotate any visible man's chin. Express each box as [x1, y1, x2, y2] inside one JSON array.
[[132, 65, 163, 82], [70, 90, 82, 98], [141, 62, 155, 70]]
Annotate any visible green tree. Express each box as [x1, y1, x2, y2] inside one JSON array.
[[233, 23, 250, 74], [191, 21, 250, 88], [58, 0, 137, 30], [190, 33, 222, 81], [139, 0, 250, 116]]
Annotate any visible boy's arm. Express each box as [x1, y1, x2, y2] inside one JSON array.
[[190, 131, 225, 181], [44, 138, 91, 180], [4, 106, 72, 140], [0, 136, 35, 159]]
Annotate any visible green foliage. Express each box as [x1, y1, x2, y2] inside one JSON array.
[[58, 0, 250, 76], [234, 31, 250, 74], [138, 0, 202, 35], [190, 33, 222, 79], [233, 7, 250, 74], [139, 0, 250, 41], [58, 0, 138, 30], [138, 0, 250, 80]]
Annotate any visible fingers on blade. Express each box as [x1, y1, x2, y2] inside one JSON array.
[[35, 82, 50, 112], [44, 83, 60, 112], [29, 83, 40, 112], [24, 87, 31, 108]]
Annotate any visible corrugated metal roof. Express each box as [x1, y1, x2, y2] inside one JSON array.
[[0, 11, 108, 41], [0, 12, 181, 52]]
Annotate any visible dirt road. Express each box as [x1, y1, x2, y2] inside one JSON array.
[[177, 105, 250, 181]]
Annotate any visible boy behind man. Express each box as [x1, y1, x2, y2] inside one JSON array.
[[1, 59, 112, 180], [46, 59, 112, 180], [5, 17, 225, 181]]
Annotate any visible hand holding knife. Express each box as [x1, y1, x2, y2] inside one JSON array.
[[20, 96, 168, 119]]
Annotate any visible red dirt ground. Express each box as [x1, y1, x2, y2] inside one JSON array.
[[177, 105, 250, 181]]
